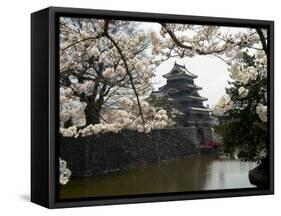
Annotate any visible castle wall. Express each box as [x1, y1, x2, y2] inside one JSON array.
[[60, 128, 200, 177]]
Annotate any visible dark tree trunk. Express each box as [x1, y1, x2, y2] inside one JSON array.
[[84, 102, 101, 125], [64, 118, 73, 128], [81, 64, 107, 126]]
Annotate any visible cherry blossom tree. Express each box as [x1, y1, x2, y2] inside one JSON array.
[[59, 17, 170, 137], [214, 52, 267, 162]]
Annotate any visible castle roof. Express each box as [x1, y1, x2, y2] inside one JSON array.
[[158, 83, 202, 92], [190, 106, 212, 112], [163, 62, 197, 79], [188, 95, 207, 101]]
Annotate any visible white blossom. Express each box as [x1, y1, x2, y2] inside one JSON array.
[[116, 65, 126, 77], [88, 46, 100, 57], [213, 95, 233, 113], [256, 103, 267, 122], [99, 53, 110, 65], [238, 86, 249, 98], [78, 123, 120, 136], [102, 67, 114, 78], [120, 97, 134, 109]]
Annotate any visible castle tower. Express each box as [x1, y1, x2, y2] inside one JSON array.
[[155, 62, 213, 128]]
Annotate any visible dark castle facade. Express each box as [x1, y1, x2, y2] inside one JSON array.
[[152, 62, 213, 129]]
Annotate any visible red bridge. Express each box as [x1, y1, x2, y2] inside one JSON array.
[[200, 140, 222, 149]]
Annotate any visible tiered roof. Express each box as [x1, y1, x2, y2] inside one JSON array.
[[163, 62, 198, 79]]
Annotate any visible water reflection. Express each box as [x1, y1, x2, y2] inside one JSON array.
[[60, 155, 257, 199]]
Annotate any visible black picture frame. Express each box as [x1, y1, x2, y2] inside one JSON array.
[[31, 6, 274, 208]]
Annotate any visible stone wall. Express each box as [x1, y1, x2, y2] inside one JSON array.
[[60, 128, 200, 177]]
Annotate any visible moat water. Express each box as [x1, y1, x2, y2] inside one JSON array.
[[60, 155, 257, 199]]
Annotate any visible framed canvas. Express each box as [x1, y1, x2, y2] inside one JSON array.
[[31, 6, 274, 208]]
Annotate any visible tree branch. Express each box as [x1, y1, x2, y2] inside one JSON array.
[[256, 28, 267, 54], [104, 20, 146, 127], [160, 23, 226, 55], [61, 34, 104, 52]]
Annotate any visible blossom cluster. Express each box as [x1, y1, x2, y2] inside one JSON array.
[[152, 24, 242, 58], [60, 126, 77, 137], [76, 97, 170, 136], [229, 64, 258, 84], [213, 95, 233, 114], [59, 158, 71, 185], [60, 87, 87, 127]]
